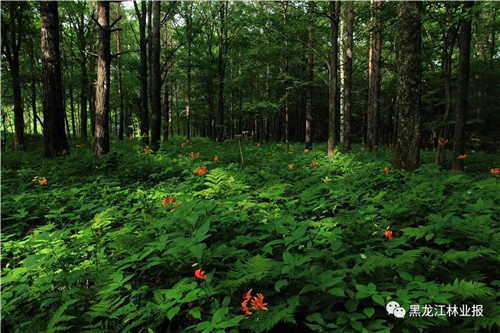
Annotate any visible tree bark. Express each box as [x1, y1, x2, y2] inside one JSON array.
[[327, 1, 340, 158], [134, 1, 149, 144], [305, 0, 314, 150], [394, 1, 421, 172], [452, 1, 474, 171], [186, 3, 193, 143], [217, 2, 228, 142], [343, 0, 354, 152], [94, 1, 111, 158], [367, 0, 382, 151], [116, 3, 124, 141], [150, 1, 161, 150], [40, 1, 69, 157]]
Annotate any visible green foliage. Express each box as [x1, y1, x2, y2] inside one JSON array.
[[2, 139, 500, 332]]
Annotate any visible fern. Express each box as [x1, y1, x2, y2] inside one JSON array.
[[221, 255, 274, 290], [441, 247, 496, 265], [442, 279, 493, 299], [46, 299, 78, 333], [244, 295, 299, 332]]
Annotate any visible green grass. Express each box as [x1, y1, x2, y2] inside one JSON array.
[[2, 135, 500, 333]]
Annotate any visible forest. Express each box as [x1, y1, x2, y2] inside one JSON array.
[[1, 0, 499, 332]]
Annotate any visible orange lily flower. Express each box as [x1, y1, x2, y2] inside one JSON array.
[[490, 168, 500, 175], [384, 230, 393, 241], [243, 289, 253, 301], [143, 146, 149, 153], [309, 160, 318, 168], [457, 154, 467, 160], [360, 147, 366, 151], [289, 164, 293, 171], [196, 152, 200, 157], [191, 152, 195, 160], [129, 136, 133, 141], [304, 149, 309, 153], [195, 166, 207, 176], [214, 155, 219, 162], [39, 178, 47, 185], [384, 167, 389, 174], [194, 268, 207, 281], [251, 293, 268, 311], [241, 289, 253, 315], [256, 143, 261, 147], [163, 196, 176, 207]]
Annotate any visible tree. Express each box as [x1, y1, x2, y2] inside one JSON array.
[[2, 2, 26, 147], [94, 1, 113, 158], [305, 0, 314, 150], [327, 1, 340, 158], [394, 1, 421, 172], [217, 1, 228, 142], [185, 2, 193, 143], [150, 1, 161, 150], [283, 1, 289, 150], [134, 0, 149, 144], [116, 3, 124, 141], [367, 0, 382, 151], [452, 1, 474, 171], [342, 0, 354, 152], [40, 1, 69, 157]]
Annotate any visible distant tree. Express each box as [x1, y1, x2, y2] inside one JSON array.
[[40, 1, 69, 157], [367, 0, 382, 151], [1, 2, 26, 147], [185, 2, 193, 143], [150, 1, 161, 150], [116, 3, 125, 141], [342, 0, 354, 152], [217, 1, 228, 142], [452, 1, 474, 171], [133, 0, 149, 144], [394, 1, 421, 172], [305, 0, 314, 150], [327, 1, 340, 158]]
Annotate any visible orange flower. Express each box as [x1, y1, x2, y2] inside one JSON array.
[[309, 160, 318, 168], [196, 152, 200, 158], [256, 143, 261, 147], [384, 167, 389, 174], [195, 166, 207, 176], [163, 196, 176, 206], [143, 146, 149, 153], [289, 164, 293, 171], [214, 155, 219, 162], [39, 178, 47, 185], [490, 168, 500, 175], [191, 152, 195, 160], [129, 136, 133, 140], [251, 293, 268, 311], [384, 230, 393, 241], [176, 202, 182, 207], [304, 149, 309, 153], [194, 268, 207, 281], [170, 208, 176, 213], [360, 147, 366, 151], [457, 154, 467, 160], [241, 289, 253, 316]]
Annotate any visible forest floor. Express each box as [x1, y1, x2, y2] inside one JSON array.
[[2, 135, 500, 332]]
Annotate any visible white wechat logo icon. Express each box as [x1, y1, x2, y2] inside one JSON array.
[[386, 301, 406, 318]]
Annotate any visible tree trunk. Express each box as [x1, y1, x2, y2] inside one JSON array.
[[217, 2, 228, 142], [283, 1, 289, 150], [40, 1, 69, 157], [367, 0, 382, 151], [116, 3, 124, 141], [134, 1, 149, 144], [394, 1, 421, 172], [186, 3, 193, 143], [343, 0, 354, 152], [70, 83, 76, 138], [94, 1, 111, 158], [452, 1, 474, 171], [305, 1, 314, 150], [150, 1, 161, 150], [327, 1, 340, 158], [29, 35, 38, 135]]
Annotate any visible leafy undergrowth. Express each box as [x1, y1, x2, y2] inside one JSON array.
[[2, 136, 500, 333]]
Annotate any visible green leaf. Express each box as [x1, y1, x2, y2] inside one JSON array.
[[363, 307, 375, 318], [194, 221, 211, 242], [372, 294, 385, 306], [275, 279, 288, 292], [167, 306, 180, 321]]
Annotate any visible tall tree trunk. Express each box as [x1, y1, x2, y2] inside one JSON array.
[[94, 1, 111, 158], [327, 1, 340, 158], [150, 1, 161, 150], [3, 2, 25, 146], [305, 0, 314, 150], [217, 2, 228, 142], [70, 83, 76, 138], [78, 11, 88, 141], [283, 1, 289, 150], [452, 1, 474, 171], [343, 0, 354, 152], [134, 1, 149, 144], [186, 3, 193, 143], [394, 1, 421, 172], [367, 0, 382, 151], [116, 3, 124, 141], [29, 35, 38, 135], [40, 1, 69, 157]]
